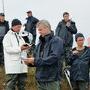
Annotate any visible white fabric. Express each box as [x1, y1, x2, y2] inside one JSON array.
[[3, 30, 28, 74]]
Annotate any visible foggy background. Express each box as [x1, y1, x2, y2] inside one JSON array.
[[0, 0, 90, 45]]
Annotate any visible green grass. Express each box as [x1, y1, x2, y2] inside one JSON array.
[[0, 66, 71, 90]]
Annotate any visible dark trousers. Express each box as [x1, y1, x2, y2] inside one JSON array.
[[71, 81, 89, 90], [37, 81, 61, 90], [5, 73, 27, 90], [0, 44, 4, 65]]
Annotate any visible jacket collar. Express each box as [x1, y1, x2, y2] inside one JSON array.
[[9, 29, 20, 35], [26, 16, 33, 20], [62, 19, 71, 23], [39, 31, 54, 43]]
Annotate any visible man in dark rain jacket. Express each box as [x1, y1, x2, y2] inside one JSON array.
[[24, 20, 63, 90], [55, 12, 77, 68], [24, 10, 39, 44], [55, 12, 77, 47]]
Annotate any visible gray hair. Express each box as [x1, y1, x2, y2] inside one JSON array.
[[36, 20, 51, 30]]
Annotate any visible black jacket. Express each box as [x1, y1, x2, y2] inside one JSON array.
[[34, 32, 63, 82], [25, 16, 39, 36], [55, 20, 77, 47], [68, 46, 90, 82], [0, 20, 9, 44], [0, 20, 9, 64]]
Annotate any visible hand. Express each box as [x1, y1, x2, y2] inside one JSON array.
[[24, 57, 34, 65], [73, 50, 78, 54], [66, 22, 71, 27], [21, 44, 31, 51]]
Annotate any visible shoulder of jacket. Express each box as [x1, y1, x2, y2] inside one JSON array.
[[4, 20, 9, 24], [58, 21, 62, 24], [51, 36, 63, 43], [3, 32, 10, 41], [32, 17, 39, 22], [4, 30, 10, 36], [85, 46, 90, 51], [71, 21, 75, 24], [6, 30, 13, 36]]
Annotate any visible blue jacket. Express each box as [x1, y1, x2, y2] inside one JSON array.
[[34, 32, 63, 82], [68, 46, 90, 82]]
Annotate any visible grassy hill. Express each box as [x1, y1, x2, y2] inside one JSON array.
[[0, 66, 70, 90]]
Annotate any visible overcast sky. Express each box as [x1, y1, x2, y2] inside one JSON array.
[[0, 0, 90, 45]]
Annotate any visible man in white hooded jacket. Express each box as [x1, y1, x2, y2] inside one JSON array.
[[3, 19, 30, 90]]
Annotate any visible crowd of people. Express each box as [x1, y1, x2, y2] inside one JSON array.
[[0, 10, 90, 90]]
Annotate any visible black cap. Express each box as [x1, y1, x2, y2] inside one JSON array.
[[0, 13, 5, 16], [12, 19, 22, 27], [75, 33, 84, 41], [26, 10, 32, 13]]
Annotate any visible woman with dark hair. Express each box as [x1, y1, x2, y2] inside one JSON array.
[[68, 33, 90, 90]]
